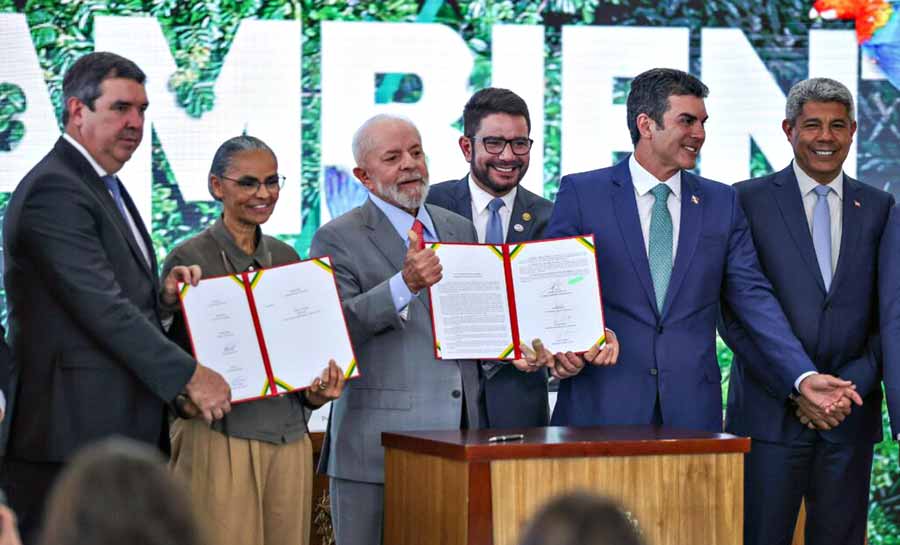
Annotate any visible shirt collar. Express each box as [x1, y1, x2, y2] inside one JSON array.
[[468, 175, 517, 215], [793, 160, 843, 200], [62, 132, 108, 178], [368, 192, 437, 243], [209, 215, 273, 271], [629, 154, 681, 200]]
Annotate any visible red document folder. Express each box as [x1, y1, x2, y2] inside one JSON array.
[[427, 234, 606, 361]]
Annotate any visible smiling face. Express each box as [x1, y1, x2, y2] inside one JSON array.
[[459, 112, 530, 197], [210, 149, 280, 228], [353, 119, 429, 214], [634, 94, 707, 181], [783, 100, 856, 184], [66, 77, 147, 174]]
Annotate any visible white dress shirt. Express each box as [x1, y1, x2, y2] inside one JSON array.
[[62, 133, 152, 266], [629, 154, 681, 260], [468, 177, 517, 243], [794, 161, 843, 274]]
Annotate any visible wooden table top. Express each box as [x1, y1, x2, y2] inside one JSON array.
[[382, 426, 750, 461]]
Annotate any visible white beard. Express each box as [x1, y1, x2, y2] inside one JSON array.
[[375, 178, 429, 211]]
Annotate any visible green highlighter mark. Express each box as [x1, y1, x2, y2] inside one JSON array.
[[568, 276, 584, 285]]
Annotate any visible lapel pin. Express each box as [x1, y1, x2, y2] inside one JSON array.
[[691, 195, 700, 205], [522, 212, 532, 222], [854, 200, 861, 208], [513, 223, 524, 233]]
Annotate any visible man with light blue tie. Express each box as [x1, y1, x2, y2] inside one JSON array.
[[721, 78, 893, 545], [545, 68, 861, 435]]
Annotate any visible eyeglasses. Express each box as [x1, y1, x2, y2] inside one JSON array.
[[220, 174, 286, 194], [469, 136, 533, 156]]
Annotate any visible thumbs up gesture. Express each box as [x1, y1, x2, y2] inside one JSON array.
[[402, 229, 442, 292]]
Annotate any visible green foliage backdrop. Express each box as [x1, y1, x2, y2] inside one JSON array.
[[1, 0, 899, 538]]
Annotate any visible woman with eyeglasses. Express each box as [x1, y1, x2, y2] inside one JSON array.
[[161, 135, 344, 545]]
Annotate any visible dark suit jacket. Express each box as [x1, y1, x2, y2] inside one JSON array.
[[3, 137, 196, 462], [545, 157, 817, 432], [722, 166, 892, 444], [427, 176, 554, 428], [881, 205, 900, 439]]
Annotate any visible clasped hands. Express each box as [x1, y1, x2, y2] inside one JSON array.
[[793, 374, 863, 430], [511, 330, 620, 378]]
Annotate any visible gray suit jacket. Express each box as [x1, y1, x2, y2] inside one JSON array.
[[310, 199, 481, 483]]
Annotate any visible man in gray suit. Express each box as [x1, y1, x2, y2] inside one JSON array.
[[311, 114, 557, 544]]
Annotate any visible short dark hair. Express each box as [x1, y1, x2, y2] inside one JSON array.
[[518, 492, 646, 545], [626, 68, 708, 145], [62, 51, 146, 126], [463, 87, 531, 136], [39, 438, 206, 545]]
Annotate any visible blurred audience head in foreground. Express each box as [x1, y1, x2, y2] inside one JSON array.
[[38, 438, 205, 545], [518, 491, 645, 545]]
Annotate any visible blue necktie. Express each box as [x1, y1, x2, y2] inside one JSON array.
[[648, 183, 673, 312], [485, 197, 505, 244], [812, 185, 833, 290], [102, 175, 128, 220]]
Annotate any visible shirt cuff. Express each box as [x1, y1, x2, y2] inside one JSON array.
[[0, 389, 6, 416], [794, 371, 818, 393], [389, 272, 415, 314]]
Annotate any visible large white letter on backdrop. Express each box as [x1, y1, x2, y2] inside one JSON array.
[[320, 21, 473, 222], [0, 13, 61, 191], [96, 16, 302, 234], [560, 26, 689, 177], [491, 24, 545, 197], [700, 29, 858, 182]]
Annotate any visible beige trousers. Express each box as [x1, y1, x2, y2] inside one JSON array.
[[170, 418, 313, 545]]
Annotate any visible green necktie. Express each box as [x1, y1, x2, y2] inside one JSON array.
[[648, 183, 673, 312]]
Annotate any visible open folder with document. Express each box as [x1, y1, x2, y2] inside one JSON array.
[[428, 235, 606, 360], [178, 257, 359, 403]]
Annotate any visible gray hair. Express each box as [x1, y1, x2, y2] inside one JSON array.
[[208, 135, 275, 201], [785, 78, 855, 126], [351, 114, 419, 166]]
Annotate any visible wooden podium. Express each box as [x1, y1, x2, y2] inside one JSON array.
[[383, 426, 750, 545]]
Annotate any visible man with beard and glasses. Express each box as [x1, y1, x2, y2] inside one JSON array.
[[310, 114, 551, 545], [0, 52, 230, 545], [723, 78, 893, 545], [427, 87, 619, 428], [544, 68, 862, 436]]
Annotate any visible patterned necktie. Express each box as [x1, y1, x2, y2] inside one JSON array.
[[411, 218, 425, 250], [101, 175, 128, 219], [485, 197, 505, 244], [812, 185, 833, 290], [648, 183, 673, 312]]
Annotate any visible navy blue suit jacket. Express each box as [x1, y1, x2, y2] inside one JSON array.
[[879, 205, 900, 439], [545, 157, 817, 432], [722, 166, 892, 444], [426, 176, 553, 428]]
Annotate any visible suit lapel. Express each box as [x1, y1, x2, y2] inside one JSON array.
[[57, 139, 156, 284], [828, 176, 862, 300], [451, 177, 474, 222], [610, 160, 659, 314], [119, 182, 159, 286], [772, 166, 826, 293], [663, 173, 702, 317], [507, 187, 539, 243], [362, 199, 406, 272]]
